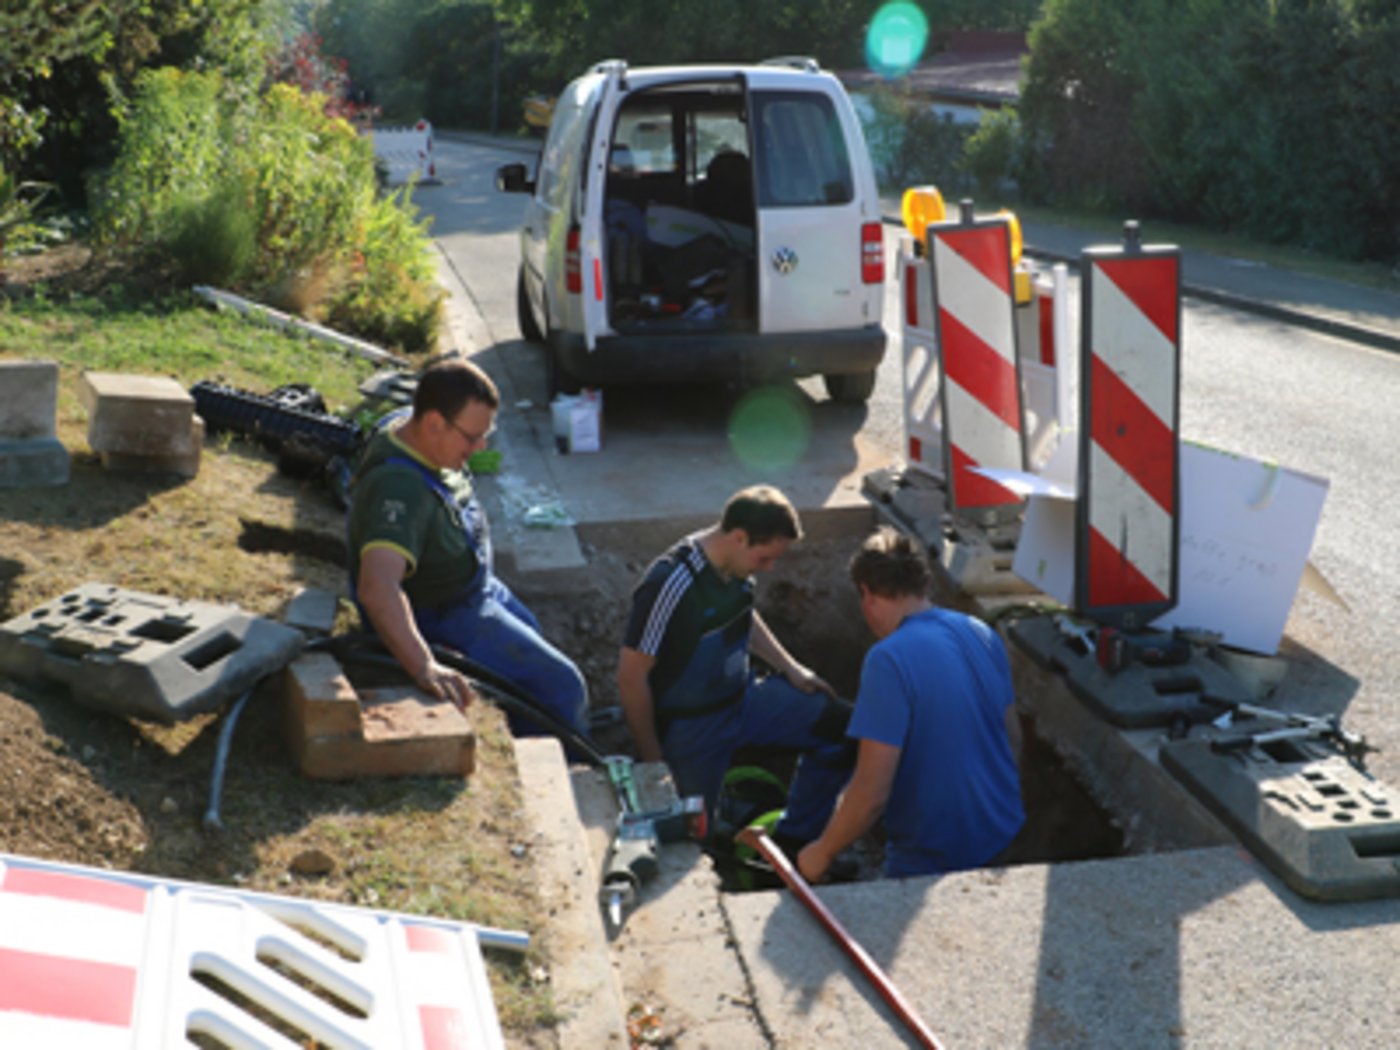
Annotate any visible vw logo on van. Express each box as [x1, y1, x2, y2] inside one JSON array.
[[771, 247, 798, 275]]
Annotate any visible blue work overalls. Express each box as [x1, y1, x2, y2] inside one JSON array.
[[654, 603, 852, 843], [357, 452, 589, 737]]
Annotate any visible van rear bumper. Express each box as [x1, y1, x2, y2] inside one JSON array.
[[556, 326, 887, 385]]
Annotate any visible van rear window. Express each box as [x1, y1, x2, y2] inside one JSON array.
[[752, 91, 853, 208]]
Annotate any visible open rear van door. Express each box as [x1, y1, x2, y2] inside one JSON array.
[[578, 61, 629, 351]]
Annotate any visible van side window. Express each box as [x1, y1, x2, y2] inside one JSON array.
[[752, 91, 853, 208]]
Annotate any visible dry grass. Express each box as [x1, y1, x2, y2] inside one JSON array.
[[0, 248, 562, 1046]]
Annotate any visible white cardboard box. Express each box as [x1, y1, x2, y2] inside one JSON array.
[[551, 390, 602, 454]]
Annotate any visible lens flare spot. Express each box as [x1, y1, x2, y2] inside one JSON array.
[[728, 386, 811, 472], [865, 2, 930, 80]]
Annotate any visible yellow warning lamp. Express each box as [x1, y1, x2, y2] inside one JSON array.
[[901, 185, 946, 241], [998, 208, 1033, 304]]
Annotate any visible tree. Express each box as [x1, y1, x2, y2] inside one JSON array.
[[12, 0, 279, 201], [0, 0, 131, 163]]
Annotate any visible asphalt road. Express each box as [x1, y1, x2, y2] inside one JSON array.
[[420, 136, 1400, 789]]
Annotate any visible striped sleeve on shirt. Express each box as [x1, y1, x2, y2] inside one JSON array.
[[635, 544, 706, 656]]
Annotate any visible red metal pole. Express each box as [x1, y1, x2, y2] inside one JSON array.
[[736, 826, 945, 1050]]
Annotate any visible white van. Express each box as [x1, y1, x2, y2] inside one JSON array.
[[496, 57, 887, 403]]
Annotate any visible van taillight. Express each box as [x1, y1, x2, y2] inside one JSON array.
[[861, 223, 884, 284], [566, 226, 582, 294]]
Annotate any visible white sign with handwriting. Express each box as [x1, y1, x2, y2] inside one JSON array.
[[1152, 442, 1328, 654], [1008, 440, 1329, 654]]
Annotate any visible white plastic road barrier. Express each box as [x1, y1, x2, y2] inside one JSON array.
[[1075, 224, 1182, 627], [928, 208, 1027, 522], [0, 852, 524, 1049], [898, 237, 945, 479], [371, 120, 437, 186], [1014, 265, 1071, 472]]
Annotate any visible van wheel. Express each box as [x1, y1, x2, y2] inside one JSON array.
[[823, 370, 876, 404], [517, 268, 543, 343]]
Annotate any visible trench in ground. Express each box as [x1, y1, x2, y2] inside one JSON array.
[[515, 526, 1129, 889]]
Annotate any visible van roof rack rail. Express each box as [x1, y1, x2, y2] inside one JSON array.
[[593, 58, 628, 75], [760, 55, 821, 73]]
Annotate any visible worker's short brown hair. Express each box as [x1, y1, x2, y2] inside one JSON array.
[[720, 485, 802, 545], [849, 527, 932, 599], [413, 358, 500, 422]]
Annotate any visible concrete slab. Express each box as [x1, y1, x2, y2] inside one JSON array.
[[724, 847, 1400, 1049], [282, 586, 341, 636]]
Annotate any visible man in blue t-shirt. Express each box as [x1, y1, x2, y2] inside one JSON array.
[[798, 527, 1025, 881]]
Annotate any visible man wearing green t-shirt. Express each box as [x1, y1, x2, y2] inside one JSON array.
[[348, 359, 588, 733]]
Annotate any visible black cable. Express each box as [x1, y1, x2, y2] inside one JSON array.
[[308, 632, 608, 768]]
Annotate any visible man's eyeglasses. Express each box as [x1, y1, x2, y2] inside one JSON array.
[[445, 417, 495, 446]]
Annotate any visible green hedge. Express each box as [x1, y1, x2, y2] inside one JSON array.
[[95, 69, 440, 353], [1018, 0, 1400, 262]]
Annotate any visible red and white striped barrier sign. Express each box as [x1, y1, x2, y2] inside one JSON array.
[[929, 210, 1026, 522], [0, 852, 520, 1049], [898, 237, 945, 479], [1075, 227, 1181, 627]]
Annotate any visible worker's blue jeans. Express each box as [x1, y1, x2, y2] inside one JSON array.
[[660, 674, 851, 843], [414, 575, 590, 737]]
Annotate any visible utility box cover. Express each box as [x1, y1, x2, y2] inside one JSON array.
[[0, 584, 303, 722], [1004, 441, 1328, 654]]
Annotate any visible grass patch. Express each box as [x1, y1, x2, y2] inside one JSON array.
[[0, 252, 561, 1046], [0, 283, 371, 422]]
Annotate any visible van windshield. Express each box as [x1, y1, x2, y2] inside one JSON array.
[[751, 91, 853, 208]]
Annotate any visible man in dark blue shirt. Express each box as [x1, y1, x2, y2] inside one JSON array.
[[618, 485, 851, 846]]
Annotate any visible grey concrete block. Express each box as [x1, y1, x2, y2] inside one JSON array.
[[0, 583, 303, 722], [0, 360, 59, 440], [97, 416, 204, 478], [283, 587, 341, 636], [1162, 739, 1400, 901], [0, 437, 70, 488], [80, 371, 196, 456]]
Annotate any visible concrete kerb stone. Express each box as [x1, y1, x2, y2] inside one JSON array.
[[0, 360, 69, 488], [514, 738, 630, 1048], [570, 763, 770, 1048], [0, 360, 60, 439]]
